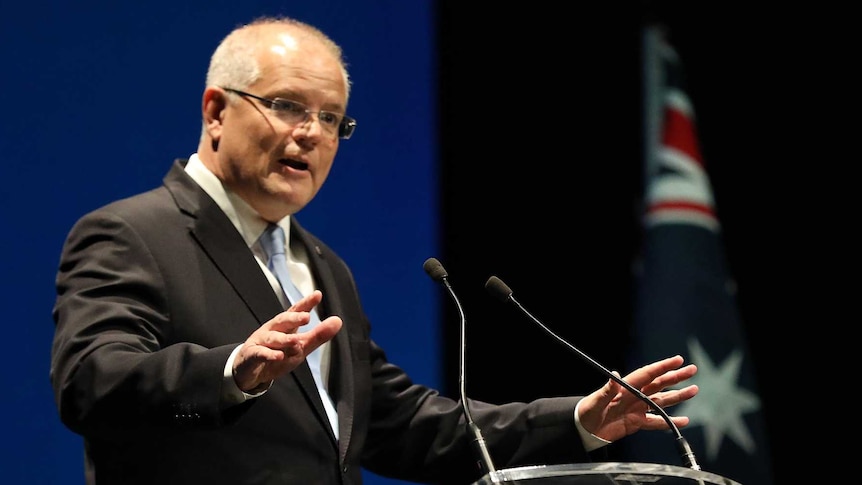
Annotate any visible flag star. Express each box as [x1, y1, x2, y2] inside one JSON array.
[[673, 337, 761, 460]]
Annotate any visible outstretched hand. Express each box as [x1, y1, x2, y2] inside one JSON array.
[[576, 355, 698, 443], [232, 290, 342, 392]]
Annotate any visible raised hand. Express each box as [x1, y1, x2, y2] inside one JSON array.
[[232, 290, 342, 392], [576, 355, 698, 442]]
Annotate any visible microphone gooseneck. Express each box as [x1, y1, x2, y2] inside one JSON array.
[[484, 275, 701, 471], [423, 258, 497, 477]]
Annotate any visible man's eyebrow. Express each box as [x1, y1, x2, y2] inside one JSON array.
[[271, 90, 345, 112]]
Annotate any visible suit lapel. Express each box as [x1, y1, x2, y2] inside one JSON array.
[[163, 160, 338, 446], [291, 220, 355, 456], [164, 160, 284, 324]]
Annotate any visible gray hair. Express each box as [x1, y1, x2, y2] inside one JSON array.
[[200, 16, 352, 138]]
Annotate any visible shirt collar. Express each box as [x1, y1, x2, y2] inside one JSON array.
[[184, 153, 291, 250]]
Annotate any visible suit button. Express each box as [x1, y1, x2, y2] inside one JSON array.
[[342, 465, 348, 473]]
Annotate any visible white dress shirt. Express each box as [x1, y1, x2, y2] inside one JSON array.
[[183, 154, 332, 405]]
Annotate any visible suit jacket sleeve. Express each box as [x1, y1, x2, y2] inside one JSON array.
[[51, 192, 259, 441]]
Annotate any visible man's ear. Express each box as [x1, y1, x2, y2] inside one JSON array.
[[202, 87, 228, 141]]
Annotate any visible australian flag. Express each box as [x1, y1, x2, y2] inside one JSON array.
[[623, 24, 774, 485]]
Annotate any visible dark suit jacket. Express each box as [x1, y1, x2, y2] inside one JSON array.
[[51, 159, 589, 484]]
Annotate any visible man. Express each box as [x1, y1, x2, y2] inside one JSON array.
[[50, 16, 698, 484]]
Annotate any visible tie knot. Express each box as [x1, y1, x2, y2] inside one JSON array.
[[260, 223, 287, 261]]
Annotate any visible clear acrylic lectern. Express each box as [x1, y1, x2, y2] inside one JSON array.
[[471, 462, 743, 485]]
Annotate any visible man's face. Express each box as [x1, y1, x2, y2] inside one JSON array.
[[208, 26, 348, 222]]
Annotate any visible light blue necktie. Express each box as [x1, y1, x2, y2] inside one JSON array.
[[259, 224, 339, 439]]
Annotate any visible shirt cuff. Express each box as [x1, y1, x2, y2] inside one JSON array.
[[574, 399, 612, 452]]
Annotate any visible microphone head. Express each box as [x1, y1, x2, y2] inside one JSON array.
[[423, 257, 448, 282], [484, 276, 513, 302]]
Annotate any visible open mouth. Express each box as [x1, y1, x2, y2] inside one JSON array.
[[280, 159, 309, 171]]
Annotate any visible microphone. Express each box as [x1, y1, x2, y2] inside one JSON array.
[[484, 275, 701, 471], [423, 258, 497, 476]]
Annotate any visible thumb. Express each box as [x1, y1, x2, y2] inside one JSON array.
[[590, 370, 622, 407], [604, 371, 623, 399], [578, 370, 624, 435]]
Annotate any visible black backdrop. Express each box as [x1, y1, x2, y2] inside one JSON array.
[[437, 2, 847, 482], [437, 3, 640, 398]]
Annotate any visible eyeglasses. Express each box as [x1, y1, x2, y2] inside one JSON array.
[[222, 87, 357, 140]]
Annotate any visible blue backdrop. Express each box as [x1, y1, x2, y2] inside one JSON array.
[[1, 2, 438, 484]]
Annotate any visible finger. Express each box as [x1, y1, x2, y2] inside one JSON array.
[[246, 343, 292, 362], [265, 309, 314, 333], [246, 328, 303, 355], [286, 289, 324, 313], [642, 387, 699, 423], [591, 370, 624, 408], [233, 340, 305, 390], [640, 364, 698, 396], [235, 339, 294, 375], [625, 355, 687, 389], [642, 413, 691, 431], [298, 316, 342, 355], [649, 384, 699, 409]]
